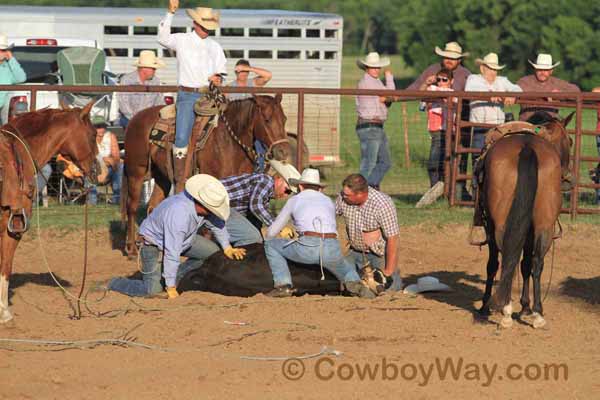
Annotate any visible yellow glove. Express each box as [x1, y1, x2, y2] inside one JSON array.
[[279, 226, 295, 239], [166, 286, 179, 299], [224, 246, 247, 260]]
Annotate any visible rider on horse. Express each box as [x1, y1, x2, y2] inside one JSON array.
[[158, 0, 226, 189]]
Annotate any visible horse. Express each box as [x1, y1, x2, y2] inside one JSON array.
[[121, 94, 291, 257], [0, 102, 99, 322], [478, 111, 573, 329]]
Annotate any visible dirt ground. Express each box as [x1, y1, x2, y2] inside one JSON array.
[[1, 224, 599, 399]]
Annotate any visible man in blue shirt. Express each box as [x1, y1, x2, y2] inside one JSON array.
[[108, 174, 246, 299], [0, 34, 26, 124]]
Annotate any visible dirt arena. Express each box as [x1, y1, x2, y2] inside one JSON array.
[[1, 223, 598, 399]]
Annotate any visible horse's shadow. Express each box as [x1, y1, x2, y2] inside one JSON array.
[[403, 270, 486, 316], [8, 272, 72, 301], [559, 276, 600, 306]]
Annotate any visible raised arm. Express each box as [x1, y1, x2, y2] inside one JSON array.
[[158, 0, 179, 50], [251, 66, 272, 87]]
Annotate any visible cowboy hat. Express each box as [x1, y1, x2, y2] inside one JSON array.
[[134, 50, 165, 69], [0, 34, 13, 51], [403, 276, 452, 295], [434, 42, 469, 59], [186, 7, 220, 31], [268, 160, 302, 193], [356, 52, 390, 69], [185, 174, 230, 221], [528, 53, 560, 70], [289, 168, 326, 188], [475, 52, 505, 70]]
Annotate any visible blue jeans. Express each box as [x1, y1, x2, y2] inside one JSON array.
[[347, 249, 403, 291], [254, 140, 267, 173], [427, 131, 446, 187], [109, 234, 221, 297], [36, 163, 53, 196], [119, 114, 129, 129], [175, 90, 202, 148], [88, 163, 124, 205], [471, 129, 486, 189], [356, 126, 391, 187], [264, 236, 361, 287], [226, 209, 263, 246]]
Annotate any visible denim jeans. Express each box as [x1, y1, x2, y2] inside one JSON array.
[[88, 163, 124, 205], [264, 236, 361, 287], [356, 126, 392, 187], [226, 209, 263, 246], [175, 90, 202, 148], [470, 128, 486, 189], [119, 114, 129, 129], [427, 131, 446, 187], [254, 140, 267, 173], [36, 163, 53, 197]]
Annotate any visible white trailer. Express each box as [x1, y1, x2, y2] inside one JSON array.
[[0, 5, 344, 165]]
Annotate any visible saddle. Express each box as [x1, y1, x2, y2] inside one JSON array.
[[0, 129, 36, 234]]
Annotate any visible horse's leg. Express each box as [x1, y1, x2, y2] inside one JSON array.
[[147, 168, 171, 213], [0, 228, 20, 323], [531, 230, 552, 329], [479, 237, 499, 315], [125, 172, 145, 259], [519, 228, 534, 317]]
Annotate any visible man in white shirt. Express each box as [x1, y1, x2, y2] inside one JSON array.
[[263, 169, 375, 298], [158, 0, 227, 187]]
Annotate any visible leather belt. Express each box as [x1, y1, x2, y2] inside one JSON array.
[[301, 231, 338, 239], [178, 85, 206, 93], [356, 122, 384, 130]]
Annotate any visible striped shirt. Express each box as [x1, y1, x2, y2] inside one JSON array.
[[220, 173, 275, 226], [335, 187, 399, 256]]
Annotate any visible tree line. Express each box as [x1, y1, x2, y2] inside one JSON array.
[[16, 0, 600, 89]]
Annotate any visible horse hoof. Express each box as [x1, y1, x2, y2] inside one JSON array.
[[500, 315, 513, 328], [0, 308, 13, 323], [532, 313, 546, 329]]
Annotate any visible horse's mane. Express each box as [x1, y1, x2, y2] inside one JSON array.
[[224, 98, 257, 133], [9, 109, 71, 138], [526, 111, 558, 126]]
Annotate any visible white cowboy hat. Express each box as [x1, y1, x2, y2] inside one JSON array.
[[0, 34, 14, 50], [134, 50, 166, 69], [434, 42, 469, 59], [475, 52, 506, 70], [186, 7, 220, 31], [289, 168, 326, 188], [403, 276, 452, 295], [528, 53, 560, 70], [268, 160, 302, 193], [185, 174, 230, 221], [356, 52, 390, 69]]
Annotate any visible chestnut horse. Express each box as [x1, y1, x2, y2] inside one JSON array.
[[121, 95, 291, 257], [479, 112, 573, 329], [0, 102, 99, 322]]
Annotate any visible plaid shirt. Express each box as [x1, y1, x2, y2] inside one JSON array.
[[221, 173, 274, 226], [335, 187, 399, 256]]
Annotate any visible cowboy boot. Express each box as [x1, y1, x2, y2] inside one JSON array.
[[173, 146, 188, 193]]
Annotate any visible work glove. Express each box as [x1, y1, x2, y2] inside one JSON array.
[[166, 286, 179, 299], [278, 226, 296, 239], [224, 246, 247, 260]]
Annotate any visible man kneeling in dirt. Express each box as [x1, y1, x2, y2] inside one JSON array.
[[108, 174, 246, 299], [336, 174, 403, 291]]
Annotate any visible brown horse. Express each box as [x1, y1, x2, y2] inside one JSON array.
[[0, 102, 99, 322], [479, 112, 573, 329], [121, 95, 291, 257]]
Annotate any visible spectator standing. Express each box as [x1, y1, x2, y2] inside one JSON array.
[[0, 34, 26, 124]]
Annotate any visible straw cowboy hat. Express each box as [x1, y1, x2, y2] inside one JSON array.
[[185, 174, 230, 221], [186, 7, 220, 31], [356, 52, 390, 69], [403, 276, 452, 295], [475, 52, 506, 70], [434, 41, 469, 59], [0, 34, 14, 50], [269, 160, 302, 193], [134, 50, 165, 69], [289, 168, 326, 188], [528, 53, 560, 70]]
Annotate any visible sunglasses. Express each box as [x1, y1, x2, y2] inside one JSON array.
[[436, 77, 450, 83], [284, 187, 294, 195]]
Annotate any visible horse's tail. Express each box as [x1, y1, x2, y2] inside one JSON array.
[[120, 165, 128, 226], [492, 144, 538, 309]]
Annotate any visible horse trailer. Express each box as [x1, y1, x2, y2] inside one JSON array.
[[0, 5, 344, 166]]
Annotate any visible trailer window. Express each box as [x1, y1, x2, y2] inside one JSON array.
[[221, 28, 244, 37], [225, 49, 244, 59], [306, 29, 320, 38], [133, 49, 157, 57], [12, 46, 67, 83], [133, 26, 158, 35], [325, 29, 338, 39], [104, 26, 128, 35], [324, 51, 337, 60], [171, 27, 186, 34], [277, 51, 301, 59], [162, 49, 176, 58], [248, 50, 272, 59], [105, 48, 128, 57], [277, 29, 301, 38], [306, 50, 320, 60], [249, 28, 273, 37]]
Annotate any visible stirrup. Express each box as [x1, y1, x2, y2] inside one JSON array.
[[8, 208, 29, 234]]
